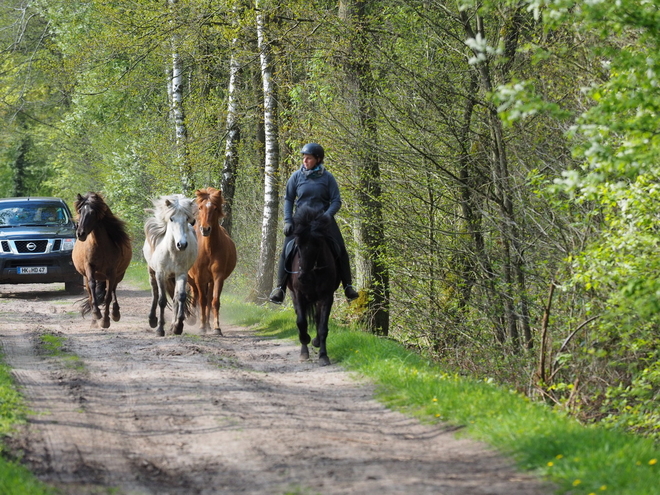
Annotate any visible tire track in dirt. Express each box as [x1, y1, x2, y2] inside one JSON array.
[[0, 284, 553, 494]]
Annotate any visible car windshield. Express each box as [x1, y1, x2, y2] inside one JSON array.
[[0, 203, 71, 227]]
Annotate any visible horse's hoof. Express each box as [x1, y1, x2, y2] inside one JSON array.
[[213, 328, 223, 336], [319, 356, 331, 367], [149, 317, 158, 328], [300, 346, 310, 361], [112, 312, 120, 322], [312, 337, 320, 348], [172, 324, 183, 335], [156, 329, 165, 337], [102, 318, 110, 329]]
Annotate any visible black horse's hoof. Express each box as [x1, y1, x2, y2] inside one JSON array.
[[172, 325, 183, 335], [156, 329, 165, 337], [312, 337, 320, 348], [149, 317, 158, 328], [300, 345, 310, 361], [319, 355, 331, 367]]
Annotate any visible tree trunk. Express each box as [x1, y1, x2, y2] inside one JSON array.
[[460, 8, 530, 348], [252, 3, 280, 303], [168, 0, 192, 194], [221, 34, 241, 236], [339, 0, 389, 336]]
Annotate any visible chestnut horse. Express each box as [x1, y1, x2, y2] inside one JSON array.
[[72, 192, 132, 329], [188, 187, 237, 335], [288, 205, 341, 366], [143, 194, 198, 337]]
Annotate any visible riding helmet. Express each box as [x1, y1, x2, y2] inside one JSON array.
[[301, 143, 325, 163]]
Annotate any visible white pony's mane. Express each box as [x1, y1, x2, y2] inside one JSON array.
[[144, 194, 196, 250]]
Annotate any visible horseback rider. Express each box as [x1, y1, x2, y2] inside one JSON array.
[[269, 143, 360, 304]]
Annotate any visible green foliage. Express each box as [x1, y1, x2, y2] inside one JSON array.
[[494, 0, 660, 440]]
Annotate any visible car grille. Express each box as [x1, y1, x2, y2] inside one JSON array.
[[0, 239, 66, 255], [14, 240, 49, 253]]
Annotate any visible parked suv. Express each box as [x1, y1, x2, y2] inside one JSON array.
[[0, 197, 84, 294]]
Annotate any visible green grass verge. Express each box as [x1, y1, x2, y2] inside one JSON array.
[[0, 357, 55, 495], [122, 260, 151, 291], [221, 294, 660, 495]]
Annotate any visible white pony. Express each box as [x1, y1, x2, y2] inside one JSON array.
[[143, 194, 198, 336]]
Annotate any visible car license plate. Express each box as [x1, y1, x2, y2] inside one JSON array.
[[18, 267, 47, 274]]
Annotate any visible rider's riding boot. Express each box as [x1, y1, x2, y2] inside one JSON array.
[[269, 286, 285, 304], [269, 254, 288, 304], [339, 248, 359, 302]]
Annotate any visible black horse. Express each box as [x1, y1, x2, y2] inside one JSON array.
[[287, 205, 341, 366]]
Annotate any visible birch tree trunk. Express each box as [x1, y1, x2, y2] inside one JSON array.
[[339, 0, 389, 336], [252, 3, 280, 302], [168, 0, 192, 194], [221, 32, 242, 236]]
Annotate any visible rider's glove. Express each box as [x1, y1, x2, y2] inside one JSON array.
[[283, 223, 294, 236]]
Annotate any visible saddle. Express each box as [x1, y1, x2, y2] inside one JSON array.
[[284, 237, 341, 272]]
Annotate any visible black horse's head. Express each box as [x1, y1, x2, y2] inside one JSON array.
[[292, 205, 334, 288]]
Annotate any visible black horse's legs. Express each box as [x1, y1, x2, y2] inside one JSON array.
[[296, 302, 311, 361], [316, 298, 333, 366]]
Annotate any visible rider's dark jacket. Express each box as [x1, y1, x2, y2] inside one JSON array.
[[283, 164, 341, 225]]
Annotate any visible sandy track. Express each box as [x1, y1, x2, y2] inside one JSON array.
[[0, 283, 552, 494]]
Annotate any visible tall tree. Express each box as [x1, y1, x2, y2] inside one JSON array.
[[221, 7, 243, 236], [252, 1, 280, 302], [338, 0, 389, 336], [168, 0, 193, 194]]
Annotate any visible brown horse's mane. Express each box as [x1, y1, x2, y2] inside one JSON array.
[[195, 187, 226, 218], [76, 192, 131, 249]]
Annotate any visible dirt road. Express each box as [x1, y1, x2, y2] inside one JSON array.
[[0, 283, 552, 495]]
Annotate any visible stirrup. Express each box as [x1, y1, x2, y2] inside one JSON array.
[[344, 285, 359, 301], [269, 286, 285, 304]]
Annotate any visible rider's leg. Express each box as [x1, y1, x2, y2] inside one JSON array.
[[269, 243, 289, 304], [327, 219, 359, 301], [339, 248, 359, 301]]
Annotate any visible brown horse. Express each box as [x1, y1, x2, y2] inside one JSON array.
[[188, 187, 237, 335], [72, 192, 132, 328]]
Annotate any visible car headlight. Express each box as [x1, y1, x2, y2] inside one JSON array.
[[61, 238, 76, 251]]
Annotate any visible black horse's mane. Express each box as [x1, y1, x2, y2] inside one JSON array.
[[293, 205, 331, 242], [76, 192, 131, 248]]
